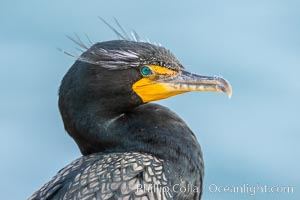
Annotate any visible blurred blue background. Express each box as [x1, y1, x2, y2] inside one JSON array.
[[0, 0, 299, 199]]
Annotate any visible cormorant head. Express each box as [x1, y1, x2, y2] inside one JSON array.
[[59, 40, 232, 115], [58, 38, 232, 155]]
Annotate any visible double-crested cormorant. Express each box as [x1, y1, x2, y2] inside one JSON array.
[[29, 25, 231, 200]]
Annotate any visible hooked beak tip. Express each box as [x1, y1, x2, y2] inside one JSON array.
[[228, 89, 232, 99], [219, 77, 232, 99]]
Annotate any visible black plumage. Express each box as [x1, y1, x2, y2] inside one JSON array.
[[30, 30, 231, 200]]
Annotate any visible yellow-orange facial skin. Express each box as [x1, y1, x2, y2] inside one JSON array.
[[132, 65, 232, 103], [132, 65, 186, 103]]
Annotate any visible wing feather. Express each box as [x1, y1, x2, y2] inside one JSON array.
[[29, 152, 172, 200]]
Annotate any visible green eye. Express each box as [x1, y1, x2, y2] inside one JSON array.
[[140, 66, 152, 76]]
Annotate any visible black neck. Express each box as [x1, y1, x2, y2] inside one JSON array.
[[61, 99, 202, 167]]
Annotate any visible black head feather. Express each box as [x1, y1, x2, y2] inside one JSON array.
[[76, 40, 184, 70]]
